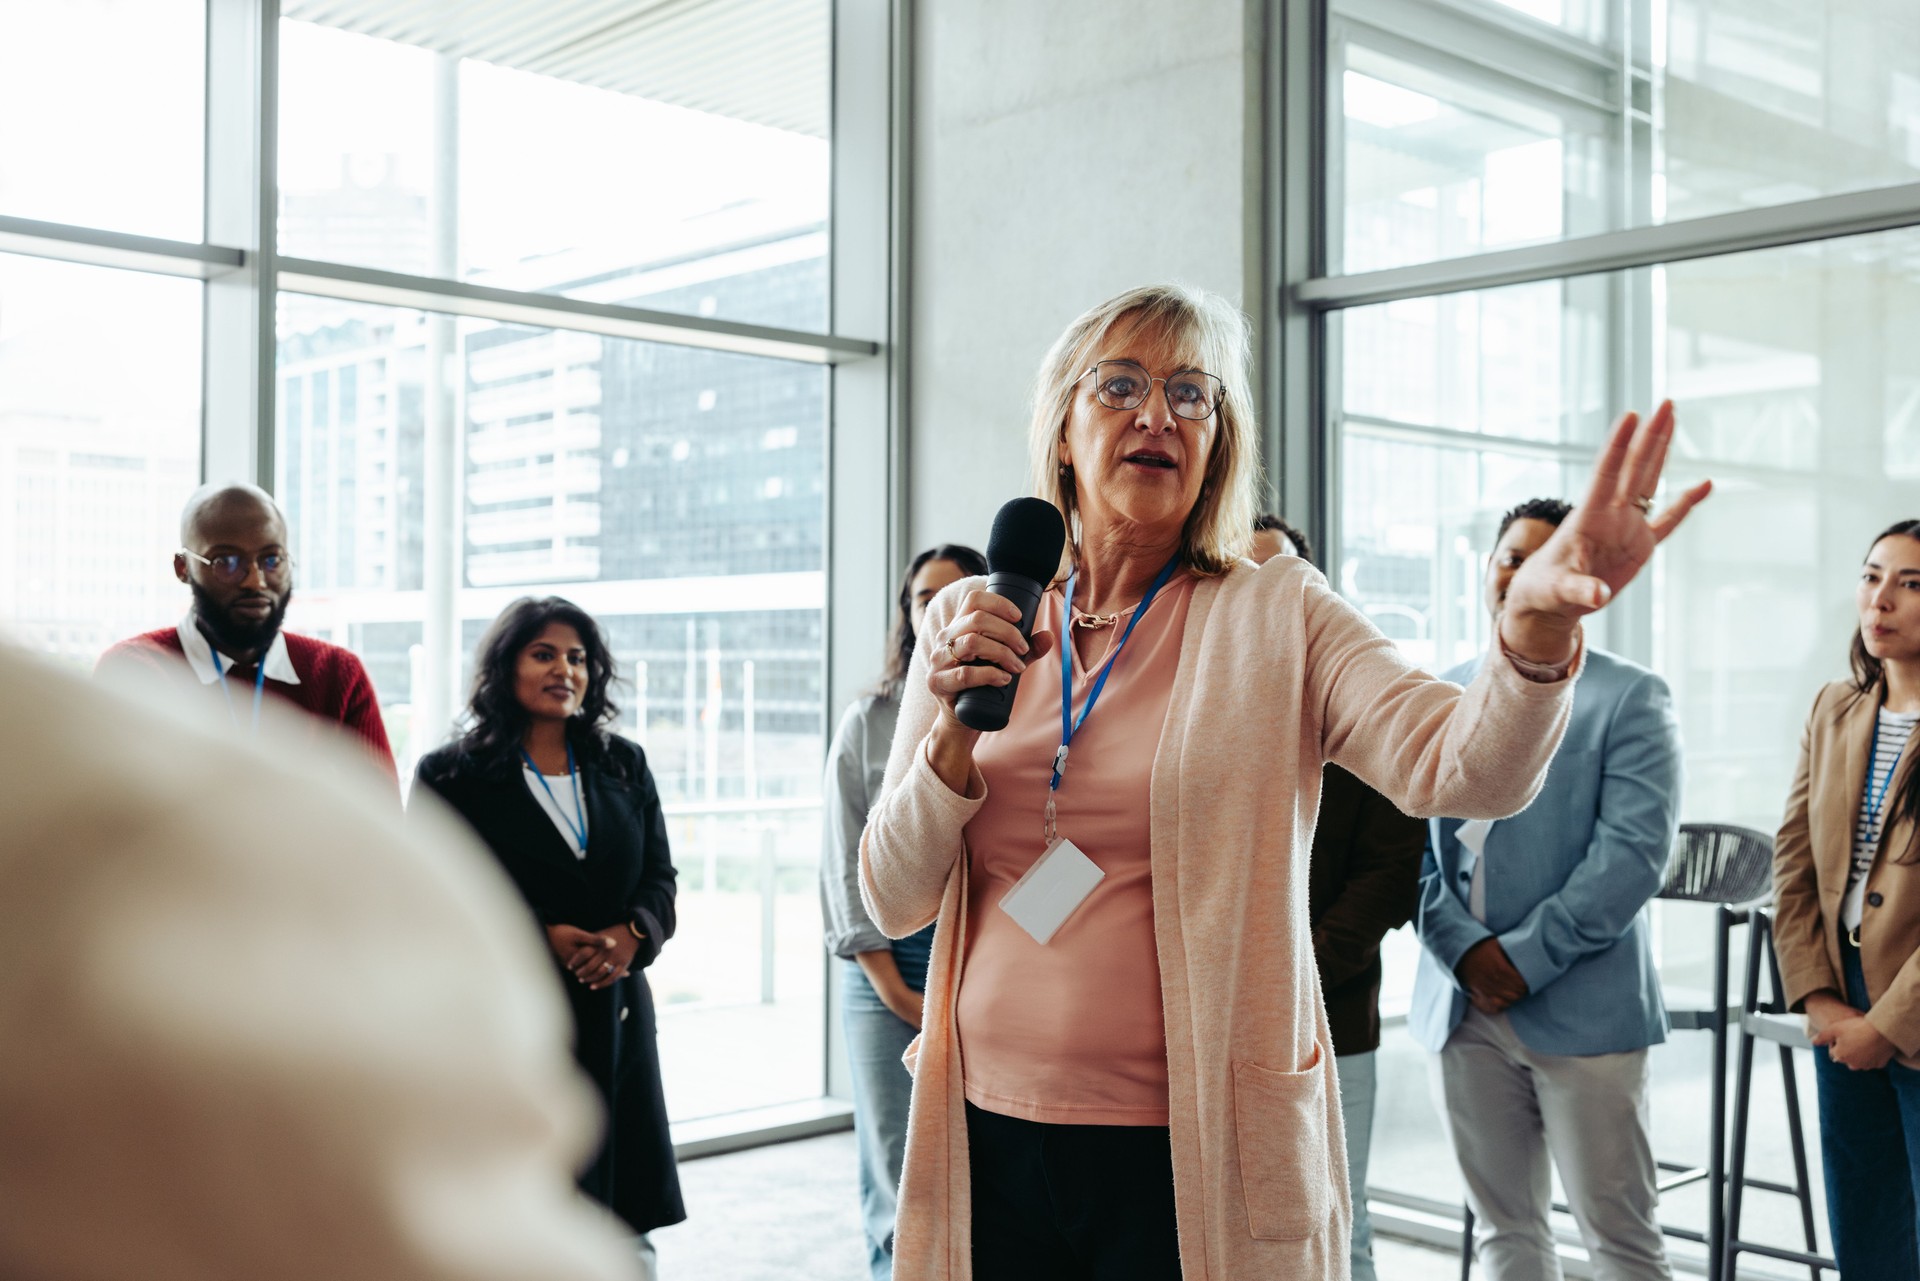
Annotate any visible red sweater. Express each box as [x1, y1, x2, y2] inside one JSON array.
[[97, 627, 397, 781]]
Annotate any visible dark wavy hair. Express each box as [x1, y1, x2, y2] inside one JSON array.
[[875, 543, 988, 699], [1845, 519, 1920, 829], [451, 596, 626, 779]]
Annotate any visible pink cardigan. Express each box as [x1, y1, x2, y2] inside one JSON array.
[[860, 557, 1581, 1280]]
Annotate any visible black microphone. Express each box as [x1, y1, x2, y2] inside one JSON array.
[[954, 497, 1068, 733]]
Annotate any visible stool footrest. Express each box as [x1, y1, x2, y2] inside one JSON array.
[[1654, 1168, 1708, 1194], [1726, 1239, 1836, 1270], [1739, 1009, 1812, 1049], [1739, 1175, 1806, 1198]]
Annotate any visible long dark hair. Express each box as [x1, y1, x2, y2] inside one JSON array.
[[451, 596, 625, 779], [875, 543, 988, 699], [1845, 519, 1920, 829]]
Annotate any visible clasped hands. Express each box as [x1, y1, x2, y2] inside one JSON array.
[[1804, 991, 1898, 1071], [546, 923, 642, 992], [1455, 937, 1529, 1015]]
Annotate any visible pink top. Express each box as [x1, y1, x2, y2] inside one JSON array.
[[958, 573, 1195, 1125]]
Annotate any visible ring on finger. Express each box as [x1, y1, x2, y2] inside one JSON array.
[[941, 637, 958, 665], [1631, 494, 1655, 516]]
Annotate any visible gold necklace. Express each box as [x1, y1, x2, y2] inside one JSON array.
[[1070, 607, 1122, 630]]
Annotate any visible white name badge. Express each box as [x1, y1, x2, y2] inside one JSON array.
[[998, 838, 1105, 945]]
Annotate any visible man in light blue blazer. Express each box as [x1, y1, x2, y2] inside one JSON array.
[[1412, 497, 1680, 1281]]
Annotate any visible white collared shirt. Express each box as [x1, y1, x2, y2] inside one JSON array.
[[176, 611, 303, 687], [523, 766, 590, 859], [1459, 818, 1494, 922]]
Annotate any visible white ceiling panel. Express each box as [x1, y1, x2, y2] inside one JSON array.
[[281, 0, 830, 137]]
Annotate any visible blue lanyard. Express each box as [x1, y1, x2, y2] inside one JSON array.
[[1865, 713, 1914, 831], [1050, 556, 1180, 796], [521, 743, 589, 854], [209, 648, 267, 736]]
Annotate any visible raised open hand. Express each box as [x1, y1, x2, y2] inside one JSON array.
[[1501, 401, 1712, 663]]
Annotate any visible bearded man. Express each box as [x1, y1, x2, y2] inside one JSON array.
[[97, 483, 395, 781]]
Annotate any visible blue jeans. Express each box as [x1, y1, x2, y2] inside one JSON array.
[[1336, 1051, 1379, 1281], [842, 926, 932, 1281], [1813, 936, 1920, 1279]]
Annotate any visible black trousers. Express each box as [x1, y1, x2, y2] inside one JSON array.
[[965, 1101, 1182, 1280]]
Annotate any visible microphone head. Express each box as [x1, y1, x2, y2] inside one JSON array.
[[984, 498, 1068, 585]]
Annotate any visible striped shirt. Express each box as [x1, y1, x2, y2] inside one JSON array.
[[1843, 707, 1920, 932]]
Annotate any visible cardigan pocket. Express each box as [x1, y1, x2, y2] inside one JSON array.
[[1232, 1049, 1333, 1241]]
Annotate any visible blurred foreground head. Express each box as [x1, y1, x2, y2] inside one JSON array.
[[0, 645, 643, 1281]]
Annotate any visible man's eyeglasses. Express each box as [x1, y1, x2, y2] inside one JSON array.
[[181, 548, 294, 584], [1074, 360, 1224, 421]]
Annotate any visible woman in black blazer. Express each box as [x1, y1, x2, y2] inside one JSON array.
[[413, 596, 684, 1260]]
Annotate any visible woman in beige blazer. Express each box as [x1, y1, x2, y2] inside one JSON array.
[[1773, 517, 1920, 1279], [859, 283, 1711, 1281]]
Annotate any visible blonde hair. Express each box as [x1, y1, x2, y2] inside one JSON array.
[[1025, 284, 1261, 579]]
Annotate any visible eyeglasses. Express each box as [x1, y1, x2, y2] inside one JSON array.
[[181, 548, 294, 584], [1074, 360, 1224, 421]]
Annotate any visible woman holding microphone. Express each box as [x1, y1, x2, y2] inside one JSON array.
[[859, 283, 1709, 1281], [1773, 518, 1920, 1279]]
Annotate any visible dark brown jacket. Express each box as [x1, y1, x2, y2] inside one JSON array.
[[1310, 764, 1426, 1054]]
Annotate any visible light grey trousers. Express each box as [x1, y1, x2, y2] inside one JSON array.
[[1431, 1007, 1671, 1281], [1337, 1051, 1380, 1281]]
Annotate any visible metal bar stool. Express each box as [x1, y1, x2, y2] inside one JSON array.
[[1456, 824, 1774, 1281], [1722, 907, 1833, 1280]]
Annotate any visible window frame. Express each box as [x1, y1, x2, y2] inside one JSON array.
[[1271, 0, 1920, 1257], [1, 0, 909, 1155]]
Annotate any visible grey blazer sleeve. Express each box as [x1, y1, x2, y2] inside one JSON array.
[[819, 695, 895, 957]]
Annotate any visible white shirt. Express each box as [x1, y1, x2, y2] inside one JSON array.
[[1460, 818, 1495, 922], [175, 609, 302, 686], [523, 766, 590, 859]]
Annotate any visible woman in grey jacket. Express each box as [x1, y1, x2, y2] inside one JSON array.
[[821, 542, 986, 1281]]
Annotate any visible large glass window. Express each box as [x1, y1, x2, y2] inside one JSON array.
[[1308, 0, 1920, 1266], [0, 0, 205, 240], [1330, 0, 1920, 273], [0, 254, 201, 661], [6, 0, 885, 1140], [1338, 232, 1920, 847], [277, 9, 830, 330], [276, 286, 831, 1121], [1331, 138, 1920, 1281]]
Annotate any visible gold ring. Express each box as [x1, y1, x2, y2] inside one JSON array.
[[1631, 495, 1655, 516], [942, 638, 958, 665]]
